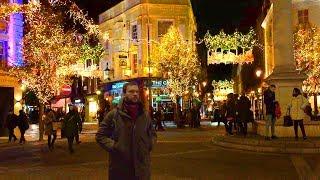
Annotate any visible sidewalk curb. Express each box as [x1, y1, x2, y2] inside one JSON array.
[[211, 135, 320, 154], [0, 133, 96, 150]]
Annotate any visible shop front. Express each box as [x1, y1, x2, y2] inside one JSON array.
[[102, 78, 172, 112]]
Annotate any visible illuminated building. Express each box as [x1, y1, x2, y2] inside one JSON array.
[[258, 0, 320, 137], [99, 0, 196, 109], [0, 0, 24, 133]]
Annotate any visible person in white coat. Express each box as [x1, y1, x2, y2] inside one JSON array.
[[287, 88, 308, 140]]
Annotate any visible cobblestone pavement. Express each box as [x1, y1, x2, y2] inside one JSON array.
[[0, 127, 319, 179]]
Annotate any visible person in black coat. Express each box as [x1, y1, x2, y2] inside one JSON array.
[[17, 110, 29, 144], [224, 93, 237, 135], [237, 94, 251, 136], [6, 110, 18, 142]]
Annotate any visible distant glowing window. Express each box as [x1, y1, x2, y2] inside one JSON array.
[[0, 41, 7, 67], [158, 21, 173, 38], [132, 54, 138, 74], [298, 9, 309, 24], [132, 24, 138, 40]]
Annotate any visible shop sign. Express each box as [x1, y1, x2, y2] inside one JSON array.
[[112, 82, 127, 90], [60, 85, 72, 96], [151, 80, 167, 88]]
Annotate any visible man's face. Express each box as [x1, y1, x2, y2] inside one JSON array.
[[125, 85, 139, 103], [270, 86, 276, 92]]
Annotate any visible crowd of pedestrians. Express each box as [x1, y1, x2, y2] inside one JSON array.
[[4, 104, 84, 154]]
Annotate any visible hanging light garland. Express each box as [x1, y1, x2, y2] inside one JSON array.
[[204, 28, 259, 65], [212, 80, 234, 101]]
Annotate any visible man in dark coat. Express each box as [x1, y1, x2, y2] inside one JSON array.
[[62, 105, 82, 154], [17, 110, 29, 144], [237, 94, 251, 136], [263, 84, 277, 140], [96, 82, 157, 180], [6, 110, 18, 142]]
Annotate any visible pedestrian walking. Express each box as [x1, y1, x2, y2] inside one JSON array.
[[62, 105, 82, 154], [287, 88, 308, 140], [5, 109, 18, 142], [44, 109, 57, 151], [96, 82, 157, 180], [237, 93, 251, 137], [263, 84, 277, 140], [17, 110, 29, 144], [224, 93, 236, 135], [154, 107, 164, 131], [190, 105, 200, 128]]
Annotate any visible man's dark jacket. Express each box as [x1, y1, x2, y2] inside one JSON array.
[[96, 100, 156, 180], [263, 88, 275, 115]]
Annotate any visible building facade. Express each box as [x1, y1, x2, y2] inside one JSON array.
[[0, 0, 24, 133], [258, 0, 320, 137], [99, 0, 196, 110]]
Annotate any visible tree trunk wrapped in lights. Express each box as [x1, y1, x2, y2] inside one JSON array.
[[151, 26, 200, 102], [294, 25, 320, 94]]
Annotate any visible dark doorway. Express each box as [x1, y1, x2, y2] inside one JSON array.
[[0, 87, 14, 136]]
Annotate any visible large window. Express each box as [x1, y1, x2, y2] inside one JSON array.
[[298, 9, 309, 24], [132, 24, 138, 40], [158, 21, 173, 38]]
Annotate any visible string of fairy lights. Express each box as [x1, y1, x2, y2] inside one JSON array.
[[151, 26, 200, 102], [1, 0, 104, 103], [294, 24, 320, 94]]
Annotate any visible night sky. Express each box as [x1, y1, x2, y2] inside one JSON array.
[[76, 0, 264, 91]]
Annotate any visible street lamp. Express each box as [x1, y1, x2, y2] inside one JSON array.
[[202, 81, 207, 87], [256, 69, 263, 78]]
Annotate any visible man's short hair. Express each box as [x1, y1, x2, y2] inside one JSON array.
[[123, 81, 139, 94], [270, 84, 276, 88]]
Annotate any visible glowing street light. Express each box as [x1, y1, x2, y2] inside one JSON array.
[[256, 69, 263, 78]]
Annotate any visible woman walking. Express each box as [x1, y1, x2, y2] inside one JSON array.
[[44, 109, 57, 151], [288, 88, 308, 140]]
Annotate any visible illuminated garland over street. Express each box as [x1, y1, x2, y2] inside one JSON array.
[[204, 28, 259, 64], [151, 26, 200, 102], [294, 25, 320, 94], [212, 80, 234, 101]]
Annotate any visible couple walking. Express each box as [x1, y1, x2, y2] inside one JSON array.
[[44, 106, 82, 153], [264, 85, 308, 140], [6, 109, 29, 144]]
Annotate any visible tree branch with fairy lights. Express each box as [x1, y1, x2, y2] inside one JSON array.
[[151, 26, 200, 102], [1, 0, 105, 140], [294, 24, 320, 94]]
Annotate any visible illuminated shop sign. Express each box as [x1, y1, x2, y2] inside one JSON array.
[[112, 82, 127, 90], [151, 80, 167, 88]]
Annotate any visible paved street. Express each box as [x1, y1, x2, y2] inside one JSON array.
[[0, 127, 319, 179]]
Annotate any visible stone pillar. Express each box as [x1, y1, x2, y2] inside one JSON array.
[[266, 0, 305, 117], [260, 0, 307, 137]]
